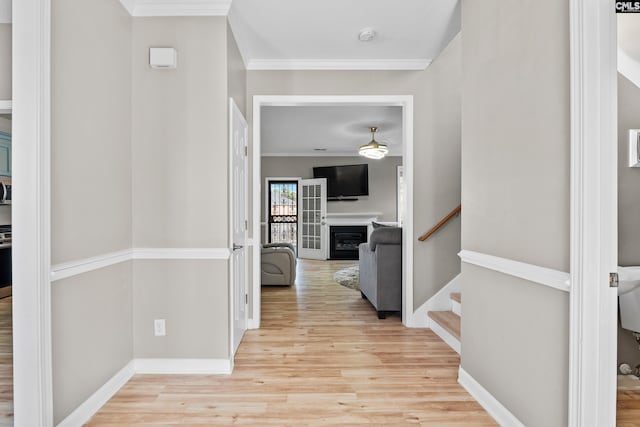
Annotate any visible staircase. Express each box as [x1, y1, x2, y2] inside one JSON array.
[[427, 292, 461, 354]]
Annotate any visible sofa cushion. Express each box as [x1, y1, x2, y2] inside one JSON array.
[[369, 227, 402, 251]]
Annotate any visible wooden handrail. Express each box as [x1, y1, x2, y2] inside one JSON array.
[[418, 204, 461, 242]]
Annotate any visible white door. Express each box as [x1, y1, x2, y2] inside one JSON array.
[[297, 178, 327, 260], [230, 99, 248, 354]]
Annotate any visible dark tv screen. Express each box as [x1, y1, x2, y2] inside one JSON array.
[[312, 164, 369, 198]]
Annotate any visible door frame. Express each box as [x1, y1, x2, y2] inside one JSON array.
[[13, 0, 54, 424], [250, 95, 414, 329], [568, 0, 618, 425], [229, 98, 249, 361]]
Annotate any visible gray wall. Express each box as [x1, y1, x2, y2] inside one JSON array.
[[133, 260, 228, 358], [0, 23, 10, 100], [248, 34, 462, 312], [51, 0, 133, 423], [261, 156, 402, 227], [52, 263, 133, 423], [460, 0, 570, 425], [132, 17, 228, 249], [617, 73, 640, 368], [131, 16, 234, 359], [227, 24, 246, 116]]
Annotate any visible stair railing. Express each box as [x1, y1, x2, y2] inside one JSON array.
[[418, 204, 461, 242]]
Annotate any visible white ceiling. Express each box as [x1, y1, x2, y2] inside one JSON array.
[[228, 0, 460, 70], [0, 0, 10, 24], [261, 105, 402, 156]]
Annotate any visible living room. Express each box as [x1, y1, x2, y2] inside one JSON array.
[[259, 103, 405, 318]]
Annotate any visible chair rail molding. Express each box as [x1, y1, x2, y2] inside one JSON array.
[[458, 250, 570, 293], [51, 248, 232, 282]]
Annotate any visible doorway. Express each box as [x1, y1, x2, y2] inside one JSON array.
[[250, 95, 414, 329], [266, 179, 298, 251]]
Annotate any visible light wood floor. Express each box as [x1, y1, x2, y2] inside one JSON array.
[[88, 259, 495, 425], [619, 389, 640, 426], [0, 296, 12, 426]]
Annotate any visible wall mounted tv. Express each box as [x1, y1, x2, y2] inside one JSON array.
[[313, 164, 369, 200]]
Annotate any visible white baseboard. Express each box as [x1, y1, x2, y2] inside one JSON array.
[[57, 357, 232, 426], [57, 360, 136, 427], [458, 367, 525, 427], [407, 274, 461, 328], [428, 318, 461, 354], [134, 358, 232, 374]]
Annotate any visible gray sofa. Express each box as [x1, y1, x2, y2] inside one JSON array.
[[358, 227, 402, 319], [261, 243, 297, 286]]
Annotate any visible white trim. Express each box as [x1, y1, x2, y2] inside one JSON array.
[[120, 0, 232, 16], [261, 152, 403, 157], [252, 95, 414, 330], [428, 318, 460, 354], [458, 367, 526, 427], [568, 0, 618, 426], [50, 248, 231, 282], [408, 274, 460, 328], [13, 0, 53, 424], [0, 100, 12, 114], [50, 250, 132, 282], [57, 361, 136, 427], [459, 250, 570, 293], [134, 358, 232, 374], [246, 59, 431, 71], [132, 247, 230, 260]]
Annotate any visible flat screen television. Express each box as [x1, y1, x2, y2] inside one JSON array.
[[313, 164, 369, 199]]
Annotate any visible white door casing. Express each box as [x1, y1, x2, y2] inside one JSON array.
[[230, 99, 248, 355], [568, 0, 618, 425], [297, 178, 327, 260]]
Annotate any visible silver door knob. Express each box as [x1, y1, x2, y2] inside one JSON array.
[[233, 243, 243, 251]]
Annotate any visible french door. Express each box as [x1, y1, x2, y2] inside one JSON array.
[[297, 178, 327, 260]]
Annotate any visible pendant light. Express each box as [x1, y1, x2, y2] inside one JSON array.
[[358, 127, 389, 159]]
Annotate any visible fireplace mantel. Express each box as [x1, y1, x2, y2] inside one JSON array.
[[324, 212, 381, 226]]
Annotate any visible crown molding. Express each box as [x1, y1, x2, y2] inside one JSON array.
[[246, 59, 432, 71], [119, 0, 232, 17]]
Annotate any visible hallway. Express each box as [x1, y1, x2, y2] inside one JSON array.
[[87, 259, 494, 425]]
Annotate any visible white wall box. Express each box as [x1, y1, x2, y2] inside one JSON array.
[[149, 48, 177, 69]]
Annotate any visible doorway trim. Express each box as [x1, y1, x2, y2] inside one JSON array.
[[568, 0, 618, 425], [13, 0, 54, 425], [250, 95, 414, 329]]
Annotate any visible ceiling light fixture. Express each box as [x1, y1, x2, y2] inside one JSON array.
[[359, 127, 389, 159], [358, 28, 376, 42]]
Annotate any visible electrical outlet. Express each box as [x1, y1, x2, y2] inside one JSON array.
[[154, 319, 166, 336]]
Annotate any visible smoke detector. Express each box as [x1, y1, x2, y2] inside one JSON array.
[[358, 28, 376, 42]]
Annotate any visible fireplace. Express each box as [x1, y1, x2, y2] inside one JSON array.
[[329, 225, 368, 260]]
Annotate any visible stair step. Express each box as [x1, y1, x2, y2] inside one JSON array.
[[428, 311, 461, 341], [450, 292, 461, 303]]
